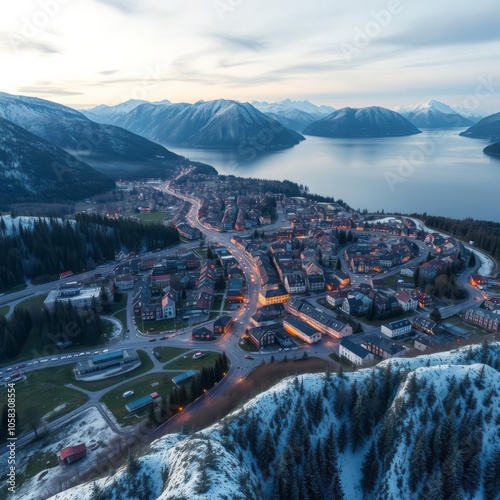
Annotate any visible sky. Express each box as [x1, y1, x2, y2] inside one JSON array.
[[1, 0, 500, 112]]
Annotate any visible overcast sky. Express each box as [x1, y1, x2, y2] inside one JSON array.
[[1, 0, 499, 111]]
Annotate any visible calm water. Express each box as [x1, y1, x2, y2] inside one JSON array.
[[168, 130, 500, 221]]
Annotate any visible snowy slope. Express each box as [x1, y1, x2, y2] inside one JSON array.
[[252, 99, 335, 132], [303, 106, 421, 138], [0, 116, 114, 205], [395, 100, 473, 128], [452, 105, 490, 124], [48, 342, 500, 500], [80, 99, 172, 126], [0, 92, 185, 180], [112, 99, 305, 149]]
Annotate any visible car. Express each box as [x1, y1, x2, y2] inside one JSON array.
[[102, 349, 109, 353], [148, 338, 157, 342], [244, 355, 254, 360], [61, 356, 67, 360], [122, 390, 135, 398], [5, 377, 12, 382], [51, 357, 58, 361], [93, 351, 100, 355], [40, 359, 48, 363], [160, 336, 168, 340], [6, 367, 13, 372], [16, 364, 26, 369], [79, 352, 85, 356], [28, 362, 33, 366], [85, 352, 90, 355], [66, 355, 72, 359], [33, 360, 39, 364]]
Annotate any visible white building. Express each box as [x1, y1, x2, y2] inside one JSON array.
[[339, 338, 375, 366], [394, 292, 418, 311], [381, 319, 412, 338], [44, 286, 101, 311]]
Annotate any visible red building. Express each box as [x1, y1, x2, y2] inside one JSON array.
[[58, 443, 87, 464]]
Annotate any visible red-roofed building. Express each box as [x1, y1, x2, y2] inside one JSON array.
[[58, 443, 87, 464]]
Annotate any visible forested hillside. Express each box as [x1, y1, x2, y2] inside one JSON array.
[[47, 342, 500, 500], [0, 215, 179, 292]]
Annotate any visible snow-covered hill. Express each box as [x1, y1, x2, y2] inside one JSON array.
[[303, 106, 421, 138], [395, 100, 473, 128], [0, 92, 186, 180], [0, 116, 114, 205], [252, 99, 335, 132], [80, 99, 172, 126], [104, 99, 304, 150], [48, 342, 500, 500]]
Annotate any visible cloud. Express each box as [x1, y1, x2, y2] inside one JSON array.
[[211, 33, 268, 52], [99, 69, 119, 75], [17, 86, 84, 96], [92, 0, 139, 14], [0, 35, 61, 55]]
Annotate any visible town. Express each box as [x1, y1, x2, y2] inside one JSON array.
[[0, 173, 499, 497]]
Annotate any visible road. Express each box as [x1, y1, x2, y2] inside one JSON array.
[[1, 197, 498, 457]]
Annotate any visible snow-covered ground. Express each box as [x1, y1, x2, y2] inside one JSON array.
[[14, 407, 118, 500], [45, 342, 500, 500], [0, 215, 72, 237]]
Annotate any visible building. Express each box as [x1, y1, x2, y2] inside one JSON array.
[[339, 338, 375, 366], [161, 292, 176, 319], [283, 315, 322, 344], [58, 444, 87, 465], [191, 326, 215, 340], [381, 319, 412, 338], [362, 335, 406, 359], [115, 274, 134, 291], [248, 324, 281, 349], [287, 299, 352, 338], [75, 349, 139, 378], [412, 316, 438, 335], [284, 273, 307, 294], [394, 292, 418, 311], [125, 392, 160, 413], [172, 370, 197, 387], [213, 315, 233, 335], [463, 308, 500, 333], [44, 286, 101, 311], [259, 285, 290, 306]]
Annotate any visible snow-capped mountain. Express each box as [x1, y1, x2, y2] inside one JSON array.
[[0, 92, 187, 180], [252, 99, 335, 132], [80, 99, 172, 126], [459, 111, 500, 142], [0, 116, 114, 206], [46, 343, 500, 500], [107, 99, 304, 149], [451, 105, 490, 124], [395, 100, 473, 128], [303, 106, 421, 138]]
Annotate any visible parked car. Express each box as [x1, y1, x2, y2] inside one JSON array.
[[244, 355, 254, 360]]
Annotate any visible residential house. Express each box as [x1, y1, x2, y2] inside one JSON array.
[[339, 338, 375, 366], [213, 315, 233, 335], [381, 319, 412, 338], [259, 285, 290, 306], [283, 315, 322, 344], [463, 308, 500, 333], [362, 335, 406, 359], [412, 316, 438, 335], [394, 291, 418, 311], [284, 273, 307, 294]]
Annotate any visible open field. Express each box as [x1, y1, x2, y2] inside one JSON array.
[[101, 373, 175, 425], [163, 350, 220, 371]]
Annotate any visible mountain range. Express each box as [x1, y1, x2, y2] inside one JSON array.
[[252, 99, 335, 132], [0, 117, 115, 206], [44, 343, 500, 500], [84, 99, 304, 150], [395, 100, 474, 128], [0, 91, 195, 181], [303, 106, 421, 138]]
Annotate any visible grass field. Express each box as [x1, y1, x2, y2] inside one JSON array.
[[134, 212, 169, 224], [0, 366, 89, 434], [100, 373, 175, 425], [109, 293, 127, 314], [163, 350, 220, 371], [70, 350, 154, 392], [142, 317, 176, 333], [152, 346, 190, 362], [113, 308, 128, 331]]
